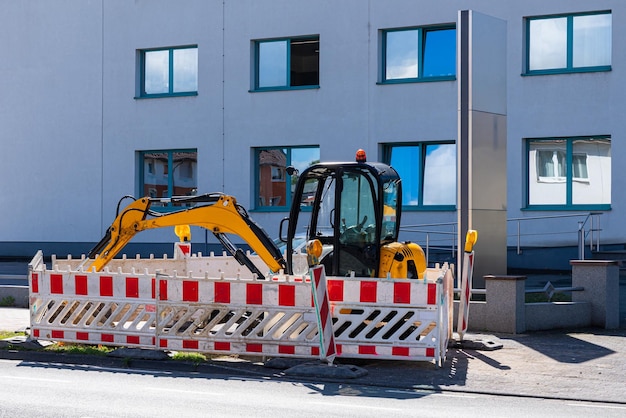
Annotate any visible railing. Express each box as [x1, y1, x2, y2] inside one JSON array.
[[401, 212, 602, 264], [525, 282, 584, 302], [453, 284, 584, 302], [507, 212, 602, 259], [400, 222, 457, 264]]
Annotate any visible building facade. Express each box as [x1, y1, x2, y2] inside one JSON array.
[[0, 0, 620, 271]]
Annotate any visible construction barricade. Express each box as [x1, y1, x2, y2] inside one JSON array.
[[28, 249, 453, 366]]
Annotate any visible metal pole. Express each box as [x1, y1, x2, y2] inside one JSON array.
[[426, 233, 430, 266], [517, 220, 521, 255], [594, 214, 600, 251], [577, 221, 584, 260], [452, 223, 457, 258]]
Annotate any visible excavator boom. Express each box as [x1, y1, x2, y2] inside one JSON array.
[[86, 193, 287, 277]]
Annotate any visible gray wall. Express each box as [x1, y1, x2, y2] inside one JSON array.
[[0, 1, 622, 267]]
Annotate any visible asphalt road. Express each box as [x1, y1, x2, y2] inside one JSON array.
[[1, 358, 625, 418]]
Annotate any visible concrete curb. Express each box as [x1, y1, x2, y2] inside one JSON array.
[[2, 339, 625, 405]]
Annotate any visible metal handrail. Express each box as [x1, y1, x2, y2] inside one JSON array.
[[401, 213, 603, 264], [400, 222, 457, 263], [507, 212, 602, 259]]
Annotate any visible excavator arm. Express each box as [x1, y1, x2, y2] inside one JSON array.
[[86, 193, 287, 277]]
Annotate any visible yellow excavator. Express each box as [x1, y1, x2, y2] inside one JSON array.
[[281, 149, 426, 279], [87, 151, 427, 279], [86, 193, 286, 279]]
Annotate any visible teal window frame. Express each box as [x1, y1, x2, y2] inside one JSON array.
[[524, 11, 611, 76], [137, 149, 198, 212], [252, 36, 320, 92], [137, 45, 198, 99], [380, 25, 456, 84], [382, 142, 456, 211], [253, 145, 320, 212], [524, 136, 611, 211]]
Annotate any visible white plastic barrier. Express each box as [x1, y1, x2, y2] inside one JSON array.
[[328, 270, 453, 365], [29, 257, 157, 348], [28, 250, 453, 366], [154, 272, 322, 357]]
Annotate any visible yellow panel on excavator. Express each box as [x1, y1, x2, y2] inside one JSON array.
[[379, 241, 427, 279]]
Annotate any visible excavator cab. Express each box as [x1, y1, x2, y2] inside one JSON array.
[[284, 151, 425, 278]]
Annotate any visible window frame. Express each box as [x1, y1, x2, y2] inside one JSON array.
[[253, 145, 320, 212], [380, 24, 456, 84], [137, 148, 198, 211], [137, 45, 199, 99], [524, 136, 611, 211], [524, 11, 612, 76], [382, 141, 456, 211], [251, 35, 320, 92]]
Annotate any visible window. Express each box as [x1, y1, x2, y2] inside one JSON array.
[[253, 36, 319, 90], [381, 25, 456, 83], [526, 11, 611, 74], [138, 149, 198, 208], [138, 46, 198, 98], [527, 137, 610, 208], [255, 146, 320, 210], [383, 142, 456, 209]]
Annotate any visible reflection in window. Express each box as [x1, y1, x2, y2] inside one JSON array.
[[536, 149, 566, 180], [140, 46, 198, 97], [138, 149, 198, 208], [255, 146, 320, 209], [385, 142, 456, 208], [258, 41, 288, 88], [529, 18, 567, 71], [382, 179, 399, 241], [423, 28, 456, 77], [527, 137, 610, 207], [255, 37, 319, 90], [383, 26, 456, 82], [527, 12, 611, 73], [386, 30, 418, 80]]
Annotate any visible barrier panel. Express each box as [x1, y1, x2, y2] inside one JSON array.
[[29, 253, 157, 348], [154, 272, 322, 358], [28, 250, 453, 366]]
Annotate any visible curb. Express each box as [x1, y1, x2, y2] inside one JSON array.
[[2, 346, 625, 405]]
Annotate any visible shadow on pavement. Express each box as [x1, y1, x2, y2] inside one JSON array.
[[504, 330, 620, 364]]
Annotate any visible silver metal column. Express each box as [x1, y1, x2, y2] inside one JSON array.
[[457, 10, 508, 287]]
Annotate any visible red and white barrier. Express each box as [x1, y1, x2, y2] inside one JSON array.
[[29, 248, 453, 366], [29, 267, 157, 348], [310, 265, 336, 364]]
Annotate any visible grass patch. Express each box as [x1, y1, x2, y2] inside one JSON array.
[[0, 331, 26, 340], [0, 296, 15, 307], [171, 351, 207, 365], [44, 343, 114, 356]]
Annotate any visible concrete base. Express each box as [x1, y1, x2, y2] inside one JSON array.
[[108, 348, 170, 361], [525, 302, 591, 331], [265, 357, 368, 379], [283, 361, 368, 379]]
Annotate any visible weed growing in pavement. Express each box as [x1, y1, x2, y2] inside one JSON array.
[[171, 351, 207, 365], [44, 343, 114, 356], [0, 331, 25, 340]]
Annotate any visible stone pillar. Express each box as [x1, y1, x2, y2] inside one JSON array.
[[485, 275, 526, 333], [570, 260, 619, 329]]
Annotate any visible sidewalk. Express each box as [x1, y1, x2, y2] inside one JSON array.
[[2, 307, 625, 404]]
